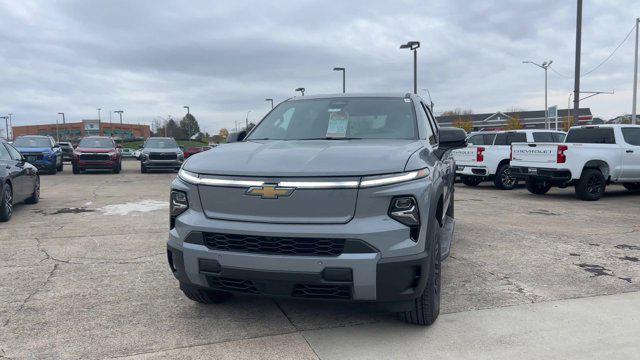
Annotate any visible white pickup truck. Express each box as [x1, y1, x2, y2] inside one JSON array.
[[453, 130, 566, 190], [510, 124, 640, 200]]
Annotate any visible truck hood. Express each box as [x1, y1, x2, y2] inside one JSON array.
[[184, 139, 424, 177]]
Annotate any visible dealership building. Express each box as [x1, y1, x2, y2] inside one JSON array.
[[12, 119, 151, 141], [436, 108, 594, 131]]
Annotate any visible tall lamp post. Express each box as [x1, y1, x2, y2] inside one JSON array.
[[97, 108, 101, 121], [245, 110, 251, 131], [333, 67, 345, 93], [295, 87, 305, 96], [523, 60, 553, 129], [7, 113, 12, 139], [400, 41, 420, 94], [57, 112, 66, 125], [632, 17, 639, 125], [0, 116, 8, 140], [265, 98, 274, 109], [114, 110, 124, 124], [183, 105, 190, 114]]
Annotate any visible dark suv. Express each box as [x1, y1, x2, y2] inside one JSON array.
[[13, 135, 63, 174], [72, 136, 122, 174]]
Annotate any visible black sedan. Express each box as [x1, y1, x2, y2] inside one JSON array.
[[0, 139, 40, 222]]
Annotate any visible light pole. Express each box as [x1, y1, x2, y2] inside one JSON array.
[[400, 41, 420, 94], [0, 116, 8, 140], [97, 108, 101, 121], [333, 67, 345, 93], [183, 105, 190, 114], [265, 98, 274, 109], [114, 110, 124, 124], [245, 110, 251, 131], [632, 17, 639, 124], [523, 60, 553, 129], [295, 87, 305, 96], [7, 113, 12, 139], [573, 0, 583, 126], [57, 112, 66, 125]]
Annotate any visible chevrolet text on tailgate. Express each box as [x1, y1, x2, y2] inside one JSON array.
[[167, 94, 467, 325], [452, 130, 565, 189], [510, 124, 640, 200]]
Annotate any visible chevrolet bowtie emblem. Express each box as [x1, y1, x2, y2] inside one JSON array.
[[245, 185, 295, 199]]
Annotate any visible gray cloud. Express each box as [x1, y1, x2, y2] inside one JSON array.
[[1, 0, 638, 134]]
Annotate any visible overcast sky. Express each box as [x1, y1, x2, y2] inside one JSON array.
[[1, 0, 639, 135]]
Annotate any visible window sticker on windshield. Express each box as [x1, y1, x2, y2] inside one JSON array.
[[326, 110, 349, 138]]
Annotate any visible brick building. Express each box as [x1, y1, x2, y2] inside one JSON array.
[[12, 120, 150, 141]]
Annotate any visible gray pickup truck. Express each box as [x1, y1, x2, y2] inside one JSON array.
[[167, 93, 466, 325]]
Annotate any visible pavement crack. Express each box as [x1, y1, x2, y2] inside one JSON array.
[[486, 270, 542, 303], [2, 263, 59, 328]]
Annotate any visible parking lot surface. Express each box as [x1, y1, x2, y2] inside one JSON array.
[[1, 161, 639, 359]]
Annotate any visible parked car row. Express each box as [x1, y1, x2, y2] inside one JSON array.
[[453, 124, 640, 200]]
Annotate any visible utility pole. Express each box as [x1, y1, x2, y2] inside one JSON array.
[[97, 108, 101, 121], [265, 98, 274, 109], [632, 17, 639, 124], [114, 110, 124, 124], [573, 0, 583, 126], [333, 67, 346, 93], [245, 110, 251, 131], [7, 113, 12, 139], [0, 116, 8, 140]]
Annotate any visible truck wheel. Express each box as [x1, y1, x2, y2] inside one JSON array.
[[460, 175, 483, 187], [575, 168, 606, 201], [399, 237, 441, 326], [0, 182, 13, 222], [49, 164, 57, 175], [526, 178, 552, 195], [24, 176, 40, 204], [72, 164, 80, 174], [113, 163, 121, 174], [57, 161, 63, 172], [622, 183, 640, 192], [493, 164, 517, 190], [140, 163, 147, 173], [180, 282, 232, 304]]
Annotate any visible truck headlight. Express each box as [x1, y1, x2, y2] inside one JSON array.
[[389, 196, 421, 242], [360, 169, 428, 188], [170, 190, 189, 229]]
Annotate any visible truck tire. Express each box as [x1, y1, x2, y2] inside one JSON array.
[[57, 159, 63, 172], [0, 182, 13, 222], [399, 237, 441, 326], [49, 164, 57, 175], [113, 163, 121, 174], [140, 163, 147, 173], [622, 183, 640, 192], [493, 164, 517, 190], [460, 175, 483, 187], [72, 164, 80, 174], [575, 168, 606, 201], [24, 176, 40, 204], [180, 282, 232, 304], [526, 178, 552, 195]]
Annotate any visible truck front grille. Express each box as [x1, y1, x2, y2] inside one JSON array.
[[149, 153, 177, 160], [80, 154, 110, 161], [202, 232, 346, 256]]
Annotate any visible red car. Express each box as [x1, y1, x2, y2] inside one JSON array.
[[183, 146, 212, 158], [72, 136, 122, 174]]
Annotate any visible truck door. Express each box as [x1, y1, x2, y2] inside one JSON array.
[[620, 127, 640, 180]]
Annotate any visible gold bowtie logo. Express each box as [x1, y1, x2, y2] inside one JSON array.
[[245, 185, 295, 199]]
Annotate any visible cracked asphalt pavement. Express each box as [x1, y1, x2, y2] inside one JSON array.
[[1, 161, 639, 359]]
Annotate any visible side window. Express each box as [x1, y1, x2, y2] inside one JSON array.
[[0, 144, 12, 160], [494, 132, 527, 145], [420, 102, 437, 145], [483, 134, 496, 145], [5, 143, 22, 160], [532, 132, 554, 143], [467, 134, 483, 145], [622, 128, 640, 146]]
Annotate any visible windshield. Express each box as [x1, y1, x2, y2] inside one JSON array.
[[145, 138, 178, 148], [14, 137, 51, 148], [79, 138, 114, 148], [247, 97, 417, 141]]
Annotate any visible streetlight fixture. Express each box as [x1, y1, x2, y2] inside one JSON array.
[[295, 87, 305, 96], [265, 98, 274, 109], [523, 60, 553, 129], [400, 41, 420, 94], [97, 108, 102, 121], [0, 116, 8, 140], [57, 112, 66, 124], [7, 113, 12, 139], [333, 67, 346, 93], [114, 110, 124, 124], [183, 105, 190, 114]]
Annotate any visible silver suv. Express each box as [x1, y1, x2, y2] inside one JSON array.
[[139, 137, 184, 173], [167, 94, 466, 325]]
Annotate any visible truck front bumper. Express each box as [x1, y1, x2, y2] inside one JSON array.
[[142, 159, 183, 169]]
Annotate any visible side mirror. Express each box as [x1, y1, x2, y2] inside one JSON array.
[[226, 131, 247, 143], [434, 127, 467, 158]]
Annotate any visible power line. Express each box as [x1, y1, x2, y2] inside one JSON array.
[[547, 22, 637, 80]]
